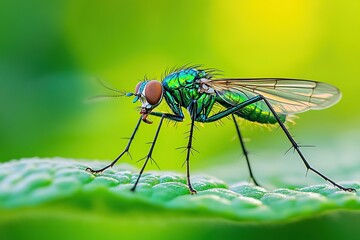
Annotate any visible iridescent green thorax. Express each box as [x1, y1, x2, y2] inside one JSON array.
[[162, 68, 216, 119]]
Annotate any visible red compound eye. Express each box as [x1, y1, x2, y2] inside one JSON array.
[[145, 80, 163, 105], [135, 82, 142, 94]]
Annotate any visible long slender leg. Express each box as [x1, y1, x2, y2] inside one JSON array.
[[184, 101, 198, 194], [232, 114, 260, 186], [131, 115, 165, 192], [202, 95, 355, 192], [260, 97, 355, 192], [86, 116, 142, 173]]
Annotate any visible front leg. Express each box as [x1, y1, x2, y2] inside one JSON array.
[[131, 114, 166, 191]]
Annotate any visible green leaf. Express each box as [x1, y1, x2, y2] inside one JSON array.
[[0, 158, 359, 239]]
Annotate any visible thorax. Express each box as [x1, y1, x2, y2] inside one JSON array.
[[161, 68, 216, 118]]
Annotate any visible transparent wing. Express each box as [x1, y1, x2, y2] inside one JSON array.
[[207, 78, 341, 114]]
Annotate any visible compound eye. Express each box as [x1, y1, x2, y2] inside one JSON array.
[[145, 80, 163, 105], [135, 82, 142, 94]]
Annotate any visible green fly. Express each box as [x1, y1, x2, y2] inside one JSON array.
[[86, 66, 355, 193]]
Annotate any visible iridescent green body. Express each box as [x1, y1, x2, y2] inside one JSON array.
[[88, 66, 353, 194], [162, 68, 286, 124]]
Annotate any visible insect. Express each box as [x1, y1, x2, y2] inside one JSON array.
[[86, 66, 355, 193]]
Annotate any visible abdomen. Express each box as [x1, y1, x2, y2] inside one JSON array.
[[215, 95, 286, 124]]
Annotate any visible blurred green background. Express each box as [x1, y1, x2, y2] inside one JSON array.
[[1, 0, 359, 187]]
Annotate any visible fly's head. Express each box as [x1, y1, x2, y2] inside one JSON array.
[[127, 80, 164, 124]]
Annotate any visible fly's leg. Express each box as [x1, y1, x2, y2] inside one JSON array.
[[260, 97, 356, 192], [184, 100, 198, 194], [131, 115, 165, 192], [232, 114, 261, 186], [202, 95, 355, 192], [130, 111, 183, 192], [152, 109, 196, 194], [86, 116, 142, 174], [150, 112, 184, 122]]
